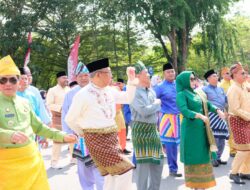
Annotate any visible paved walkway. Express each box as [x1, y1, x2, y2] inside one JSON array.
[[42, 140, 249, 190]]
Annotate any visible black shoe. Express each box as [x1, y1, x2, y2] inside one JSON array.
[[123, 149, 131, 154], [229, 174, 246, 184], [239, 173, 250, 180], [169, 172, 182, 177], [217, 159, 227, 165], [230, 153, 236, 157], [212, 160, 219, 167]]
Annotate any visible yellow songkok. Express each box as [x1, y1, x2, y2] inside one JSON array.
[[0, 55, 20, 76], [220, 67, 230, 76]]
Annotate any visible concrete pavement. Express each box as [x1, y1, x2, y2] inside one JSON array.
[[42, 141, 250, 190]]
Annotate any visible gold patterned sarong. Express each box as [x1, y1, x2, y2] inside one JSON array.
[[83, 126, 134, 176], [0, 143, 50, 190], [185, 163, 216, 189]]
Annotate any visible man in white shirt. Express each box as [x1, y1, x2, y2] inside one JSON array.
[[65, 58, 138, 189], [46, 71, 70, 168]]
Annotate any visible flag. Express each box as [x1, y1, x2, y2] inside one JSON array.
[[24, 32, 32, 67], [67, 35, 80, 82]]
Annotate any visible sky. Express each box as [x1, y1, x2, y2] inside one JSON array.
[[228, 0, 250, 18]]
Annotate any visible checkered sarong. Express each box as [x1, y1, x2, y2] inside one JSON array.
[[83, 126, 134, 176]]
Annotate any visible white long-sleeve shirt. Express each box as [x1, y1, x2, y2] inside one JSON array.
[[46, 84, 70, 113], [65, 82, 136, 134]]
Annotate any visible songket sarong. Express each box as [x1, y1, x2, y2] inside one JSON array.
[[132, 121, 164, 164], [185, 163, 216, 189], [158, 113, 182, 144], [83, 126, 134, 176], [228, 115, 250, 150], [0, 143, 50, 190], [209, 112, 229, 139], [51, 110, 62, 130]]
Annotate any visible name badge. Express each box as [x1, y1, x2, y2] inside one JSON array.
[[5, 113, 15, 118]]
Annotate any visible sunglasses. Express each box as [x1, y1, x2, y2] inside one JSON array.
[[190, 77, 196, 82], [0, 77, 18, 85]]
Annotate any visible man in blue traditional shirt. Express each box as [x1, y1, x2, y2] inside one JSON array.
[[23, 66, 52, 125], [203, 69, 229, 167], [154, 62, 182, 177], [17, 68, 40, 117], [17, 67, 50, 148]]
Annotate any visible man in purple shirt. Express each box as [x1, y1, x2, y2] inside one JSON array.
[[154, 62, 182, 177]]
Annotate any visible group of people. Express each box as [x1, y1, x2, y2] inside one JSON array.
[[0, 54, 250, 190]]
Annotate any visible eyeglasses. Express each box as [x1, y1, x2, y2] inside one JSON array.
[[190, 77, 196, 82], [0, 77, 19, 85]]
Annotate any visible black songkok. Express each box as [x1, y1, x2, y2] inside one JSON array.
[[86, 58, 109, 73], [163, 62, 174, 71], [56, 71, 67, 78], [69, 81, 78, 88], [204, 69, 216, 80], [117, 78, 124, 83], [19, 67, 27, 75]]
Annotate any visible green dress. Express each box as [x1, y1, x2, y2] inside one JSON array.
[[176, 71, 217, 189]]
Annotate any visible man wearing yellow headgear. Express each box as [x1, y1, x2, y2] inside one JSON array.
[[219, 67, 232, 93], [219, 67, 237, 158], [227, 62, 250, 184], [0, 55, 77, 190]]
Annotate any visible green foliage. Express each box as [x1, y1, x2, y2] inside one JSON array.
[[0, 0, 247, 89], [188, 16, 250, 76]]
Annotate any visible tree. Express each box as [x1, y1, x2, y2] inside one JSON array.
[[0, 0, 49, 62], [188, 16, 250, 77], [127, 0, 239, 72]]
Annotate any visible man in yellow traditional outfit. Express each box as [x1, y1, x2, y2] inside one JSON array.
[[219, 67, 236, 158], [227, 62, 250, 185], [0, 55, 77, 190]]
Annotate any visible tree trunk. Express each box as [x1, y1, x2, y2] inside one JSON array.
[[181, 27, 188, 72], [91, 6, 98, 59], [168, 28, 178, 73], [153, 32, 172, 63], [125, 14, 132, 65], [176, 27, 189, 73], [112, 22, 119, 77]]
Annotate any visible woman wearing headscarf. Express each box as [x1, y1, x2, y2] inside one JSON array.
[[176, 71, 225, 189]]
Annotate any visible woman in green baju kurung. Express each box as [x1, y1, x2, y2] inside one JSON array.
[[176, 71, 224, 189]]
